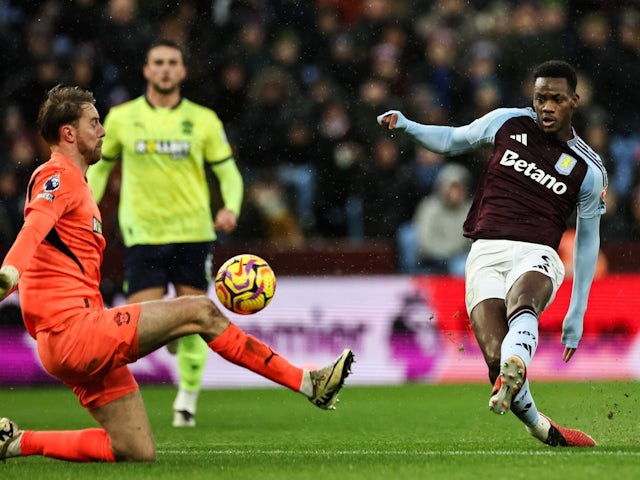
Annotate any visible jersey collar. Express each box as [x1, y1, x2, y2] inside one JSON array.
[[144, 95, 183, 110]]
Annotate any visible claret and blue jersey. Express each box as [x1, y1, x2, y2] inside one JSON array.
[[403, 107, 607, 250], [462, 108, 607, 249]]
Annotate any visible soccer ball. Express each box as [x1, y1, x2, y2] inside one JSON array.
[[214, 254, 276, 315]]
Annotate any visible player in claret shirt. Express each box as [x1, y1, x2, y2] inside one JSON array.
[[378, 60, 605, 447], [0, 85, 354, 463]]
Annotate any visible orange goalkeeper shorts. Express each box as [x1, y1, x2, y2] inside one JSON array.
[[36, 303, 142, 410]]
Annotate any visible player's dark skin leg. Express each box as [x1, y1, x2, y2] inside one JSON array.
[[470, 299, 507, 384], [470, 271, 553, 384]]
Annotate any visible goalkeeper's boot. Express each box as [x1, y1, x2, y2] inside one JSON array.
[[309, 349, 354, 410], [489, 355, 526, 415], [0, 418, 22, 461], [526, 413, 596, 447]]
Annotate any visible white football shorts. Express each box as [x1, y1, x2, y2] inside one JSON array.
[[464, 239, 565, 316]]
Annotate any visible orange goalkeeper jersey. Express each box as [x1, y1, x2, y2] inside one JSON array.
[[3, 152, 106, 337]]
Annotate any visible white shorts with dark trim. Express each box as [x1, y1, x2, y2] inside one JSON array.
[[464, 239, 565, 316]]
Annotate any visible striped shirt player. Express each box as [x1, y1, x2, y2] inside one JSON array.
[[461, 108, 606, 251], [377, 59, 605, 449]]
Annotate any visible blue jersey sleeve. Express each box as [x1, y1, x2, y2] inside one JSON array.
[[561, 215, 601, 348], [387, 108, 534, 156], [576, 164, 607, 219]]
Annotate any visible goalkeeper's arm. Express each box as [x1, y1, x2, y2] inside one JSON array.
[[0, 209, 57, 300]]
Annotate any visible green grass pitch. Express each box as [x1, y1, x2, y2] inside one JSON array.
[[1, 382, 639, 479]]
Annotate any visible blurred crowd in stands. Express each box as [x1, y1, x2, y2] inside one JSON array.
[[1, 0, 640, 275]]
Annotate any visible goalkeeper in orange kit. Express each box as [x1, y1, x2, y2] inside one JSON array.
[[0, 84, 353, 463]]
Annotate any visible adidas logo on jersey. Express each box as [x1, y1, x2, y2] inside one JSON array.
[[499, 149, 567, 195], [510, 133, 528, 145]]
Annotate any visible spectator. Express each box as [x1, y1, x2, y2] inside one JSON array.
[[413, 0, 479, 51], [313, 100, 365, 238], [349, 0, 396, 60], [97, 0, 156, 98], [0, 167, 23, 244], [570, 11, 611, 96], [275, 118, 318, 234], [9, 56, 61, 125], [355, 136, 421, 239], [0, 2, 639, 272], [157, 1, 198, 49], [269, 28, 306, 87], [55, 0, 103, 49], [497, 1, 567, 95], [602, 7, 640, 200], [232, 20, 270, 76], [595, 184, 631, 243], [460, 40, 504, 121], [321, 32, 365, 96], [2, 105, 41, 190], [408, 27, 466, 122], [369, 41, 408, 97], [351, 77, 399, 146], [412, 147, 446, 197], [209, 60, 249, 126], [401, 163, 472, 275], [238, 66, 301, 181], [245, 177, 305, 247], [628, 186, 640, 241]]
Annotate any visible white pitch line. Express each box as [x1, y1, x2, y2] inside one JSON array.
[[158, 449, 640, 457]]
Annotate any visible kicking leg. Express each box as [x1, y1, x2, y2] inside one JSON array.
[[488, 272, 549, 415], [469, 298, 508, 385], [490, 305, 538, 415], [137, 296, 354, 410]]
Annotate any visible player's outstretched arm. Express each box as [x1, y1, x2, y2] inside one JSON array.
[[561, 215, 601, 360], [376, 109, 485, 156]]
